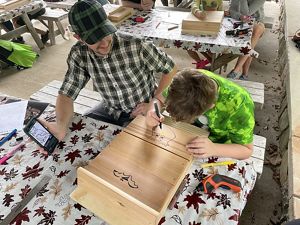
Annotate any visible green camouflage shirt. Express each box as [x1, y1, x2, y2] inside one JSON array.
[[163, 69, 255, 144]]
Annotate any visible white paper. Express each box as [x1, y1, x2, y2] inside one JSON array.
[[0, 100, 28, 134]]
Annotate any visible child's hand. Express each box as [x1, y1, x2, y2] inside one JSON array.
[[186, 136, 217, 158], [240, 15, 251, 23], [195, 10, 207, 20], [145, 103, 164, 128]]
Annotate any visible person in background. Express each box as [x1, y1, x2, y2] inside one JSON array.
[[226, 0, 266, 80], [146, 68, 254, 160], [121, 0, 155, 10], [39, 0, 177, 154], [188, 0, 223, 69]]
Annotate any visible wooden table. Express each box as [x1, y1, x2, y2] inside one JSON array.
[[0, 0, 44, 49], [0, 94, 259, 225]]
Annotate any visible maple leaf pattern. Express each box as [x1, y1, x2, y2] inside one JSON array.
[[57, 141, 66, 150], [4, 168, 18, 181], [69, 120, 86, 132], [98, 125, 108, 130], [75, 215, 91, 225], [95, 132, 104, 142], [0, 168, 6, 175], [62, 203, 72, 220], [173, 40, 183, 48], [239, 167, 246, 178], [52, 153, 60, 162], [228, 163, 237, 171], [184, 192, 206, 213], [206, 191, 218, 200], [37, 210, 56, 225], [11, 207, 30, 225], [82, 133, 93, 143], [240, 46, 251, 55], [19, 184, 31, 199], [70, 135, 79, 145], [57, 170, 70, 178], [112, 129, 122, 136], [34, 206, 45, 217], [22, 162, 43, 180], [65, 149, 81, 164], [207, 157, 218, 163], [36, 183, 49, 197], [74, 203, 85, 211], [200, 208, 219, 221], [12, 154, 23, 165], [193, 43, 202, 50], [216, 193, 231, 209], [192, 169, 206, 182], [228, 209, 240, 221], [3, 193, 14, 206], [49, 179, 62, 199], [84, 148, 94, 155], [4, 182, 17, 192]]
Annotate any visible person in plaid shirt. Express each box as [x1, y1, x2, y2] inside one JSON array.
[[39, 0, 176, 155]]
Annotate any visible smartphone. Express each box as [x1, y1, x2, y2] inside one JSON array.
[[24, 117, 59, 154]]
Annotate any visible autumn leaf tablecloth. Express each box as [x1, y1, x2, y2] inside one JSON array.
[[0, 106, 257, 225]]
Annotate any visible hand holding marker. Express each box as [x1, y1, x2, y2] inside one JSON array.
[[154, 101, 162, 129]]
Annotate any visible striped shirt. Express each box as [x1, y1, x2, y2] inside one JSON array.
[[59, 34, 175, 119]]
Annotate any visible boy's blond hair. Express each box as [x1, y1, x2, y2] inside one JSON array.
[[165, 69, 217, 123]]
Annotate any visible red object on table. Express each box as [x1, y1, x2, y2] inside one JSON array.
[[134, 16, 145, 23]]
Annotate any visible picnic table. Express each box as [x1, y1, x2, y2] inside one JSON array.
[[0, 0, 44, 49], [0, 94, 258, 225], [104, 5, 259, 71]]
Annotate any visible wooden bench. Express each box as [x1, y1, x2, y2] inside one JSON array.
[[37, 8, 69, 45], [230, 78, 265, 109], [30, 80, 266, 175]]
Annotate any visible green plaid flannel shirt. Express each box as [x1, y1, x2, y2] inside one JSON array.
[[59, 34, 175, 119]]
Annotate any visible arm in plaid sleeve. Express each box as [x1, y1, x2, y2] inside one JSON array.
[[59, 45, 90, 101], [140, 41, 177, 101]]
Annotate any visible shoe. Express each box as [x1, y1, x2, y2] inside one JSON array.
[[193, 59, 210, 69], [227, 70, 240, 79], [11, 37, 25, 44], [239, 74, 248, 80], [41, 31, 49, 44]]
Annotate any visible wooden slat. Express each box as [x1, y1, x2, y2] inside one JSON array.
[[231, 79, 264, 90], [249, 157, 264, 175]]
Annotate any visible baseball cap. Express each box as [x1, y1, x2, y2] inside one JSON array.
[[68, 0, 117, 45]]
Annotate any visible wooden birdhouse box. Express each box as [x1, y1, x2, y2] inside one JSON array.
[[181, 11, 224, 36], [71, 115, 208, 225]]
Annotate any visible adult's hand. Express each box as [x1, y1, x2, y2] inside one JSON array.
[[186, 136, 217, 158], [37, 118, 67, 155], [224, 10, 230, 17], [130, 102, 149, 118]]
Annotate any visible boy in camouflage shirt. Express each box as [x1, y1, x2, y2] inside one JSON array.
[[146, 69, 255, 160]]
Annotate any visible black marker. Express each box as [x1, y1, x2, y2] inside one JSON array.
[[154, 102, 162, 129]]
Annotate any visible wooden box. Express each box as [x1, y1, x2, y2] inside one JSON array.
[[107, 6, 134, 24], [181, 11, 224, 36], [0, 0, 30, 11], [71, 115, 208, 225]]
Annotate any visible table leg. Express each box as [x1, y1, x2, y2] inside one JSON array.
[[21, 13, 44, 49], [209, 53, 239, 72]]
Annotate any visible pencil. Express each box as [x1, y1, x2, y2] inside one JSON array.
[[168, 25, 179, 31], [201, 160, 235, 168]]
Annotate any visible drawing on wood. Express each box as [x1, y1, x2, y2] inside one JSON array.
[[113, 169, 139, 189]]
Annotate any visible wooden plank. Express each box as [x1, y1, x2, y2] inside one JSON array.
[[39, 8, 68, 21], [249, 157, 264, 175], [253, 135, 266, 148], [0, 0, 30, 11], [231, 79, 264, 90], [124, 115, 204, 160]]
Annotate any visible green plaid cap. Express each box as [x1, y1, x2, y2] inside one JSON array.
[[69, 0, 117, 45]]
